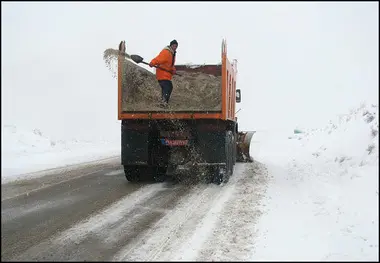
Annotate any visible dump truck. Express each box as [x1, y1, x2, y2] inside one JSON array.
[[117, 39, 254, 184]]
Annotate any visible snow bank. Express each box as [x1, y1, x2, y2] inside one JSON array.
[[1, 125, 120, 183], [290, 103, 378, 165], [252, 103, 378, 166], [251, 103, 379, 261]]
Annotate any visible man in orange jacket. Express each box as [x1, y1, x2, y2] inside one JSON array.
[[149, 39, 178, 106]]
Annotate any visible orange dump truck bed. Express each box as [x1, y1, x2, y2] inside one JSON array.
[[118, 40, 238, 121]]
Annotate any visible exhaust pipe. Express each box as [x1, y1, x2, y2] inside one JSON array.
[[236, 131, 255, 162]]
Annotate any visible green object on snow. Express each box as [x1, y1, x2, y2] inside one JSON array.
[[294, 129, 303, 134]]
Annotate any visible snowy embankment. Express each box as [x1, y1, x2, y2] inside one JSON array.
[[1, 125, 120, 183], [250, 103, 379, 261]]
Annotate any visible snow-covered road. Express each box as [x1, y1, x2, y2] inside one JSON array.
[[1, 160, 268, 261]]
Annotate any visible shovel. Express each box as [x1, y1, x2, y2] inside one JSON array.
[[130, 54, 182, 76]]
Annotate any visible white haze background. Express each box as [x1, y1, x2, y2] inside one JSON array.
[[2, 2, 378, 138]]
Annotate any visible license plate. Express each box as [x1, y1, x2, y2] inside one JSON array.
[[160, 138, 189, 146]]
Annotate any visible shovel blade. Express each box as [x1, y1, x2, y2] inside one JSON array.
[[130, 54, 144, 64]]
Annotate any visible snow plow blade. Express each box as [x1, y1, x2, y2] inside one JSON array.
[[236, 131, 255, 162]]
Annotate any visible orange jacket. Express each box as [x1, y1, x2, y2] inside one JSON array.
[[150, 46, 176, 81]]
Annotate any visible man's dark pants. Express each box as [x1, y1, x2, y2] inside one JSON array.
[[158, 80, 173, 103]]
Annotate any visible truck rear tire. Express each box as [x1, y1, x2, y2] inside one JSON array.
[[153, 166, 167, 182], [212, 131, 233, 185], [211, 166, 229, 185], [124, 165, 140, 182], [226, 131, 234, 179]]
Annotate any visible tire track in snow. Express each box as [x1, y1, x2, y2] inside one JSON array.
[[166, 181, 236, 261], [112, 183, 218, 261], [195, 162, 269, 261], [113, 163, 265, 261], [152, 166, 248, 261]]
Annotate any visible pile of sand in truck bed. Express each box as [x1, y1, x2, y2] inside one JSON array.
[[103, 48, 222, 112]]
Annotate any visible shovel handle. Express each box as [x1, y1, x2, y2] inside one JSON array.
[[142, 61, 182, 76], [127, 53, 182, 76]]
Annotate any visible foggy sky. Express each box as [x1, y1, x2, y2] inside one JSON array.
[[2, 2, 378, 139]]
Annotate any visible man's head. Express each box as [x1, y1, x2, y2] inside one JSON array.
[[170, 39, 178, 51]]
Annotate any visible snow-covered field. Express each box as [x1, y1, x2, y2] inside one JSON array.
[[251, 103, 379, 261], [1, 124, 120, 183]]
